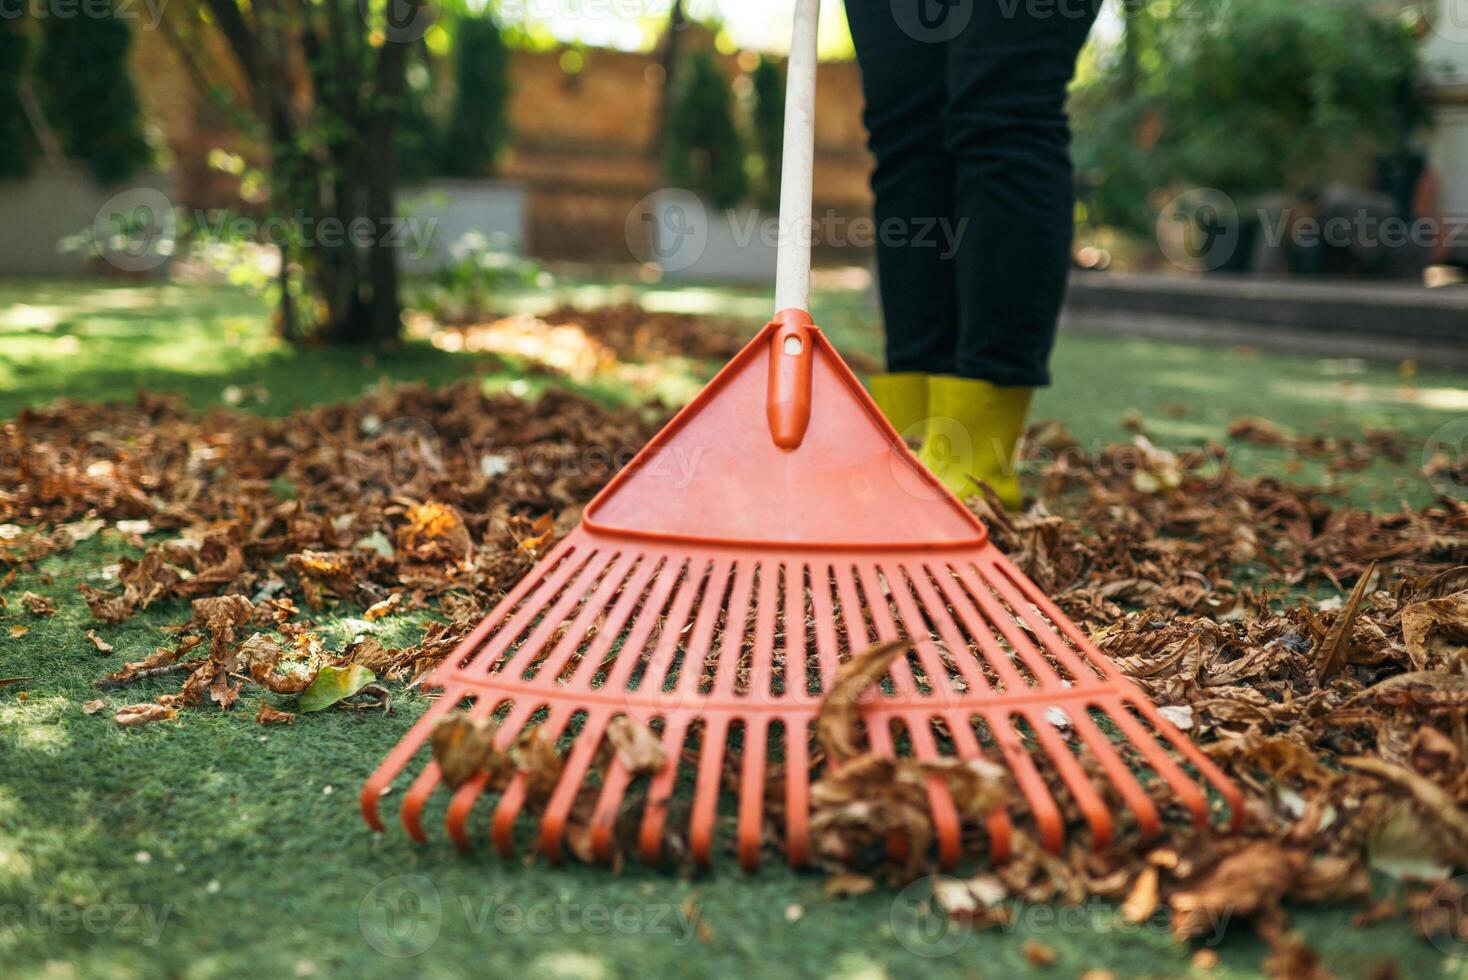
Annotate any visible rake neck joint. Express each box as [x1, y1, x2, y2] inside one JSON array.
[[766, 308, 815, 450]]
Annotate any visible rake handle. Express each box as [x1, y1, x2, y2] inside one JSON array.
[[773, 0, 820, 314], [768, 0, 821, 450]]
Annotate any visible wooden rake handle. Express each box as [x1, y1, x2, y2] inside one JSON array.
[[768, 0, 821, 450]]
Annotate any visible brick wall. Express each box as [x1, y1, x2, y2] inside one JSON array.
[[130, 31, 876, 262]]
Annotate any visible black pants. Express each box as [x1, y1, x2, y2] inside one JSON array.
[[845, 0, 1100, 386]]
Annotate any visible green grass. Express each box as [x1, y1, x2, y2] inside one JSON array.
[[2, 277, 1466, 979]]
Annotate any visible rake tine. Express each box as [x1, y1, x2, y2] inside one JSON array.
[[987, 708, 1068, 853], [540, 711, 614, 863], [1022, 707, 1116, 849], [903, 715, 963, 870], [1120, 696, 1245, 830], [361, 687, 461, 831], [443, 697, 532, 849], [736, 717, 770, 869], [485, 702, 562, 856], [1067, 704, 1163, 838], [783, 720, 812, 865], [945, 711, 1013, 862], [689, 716, 731, 865], [639, 718, 691, 865]]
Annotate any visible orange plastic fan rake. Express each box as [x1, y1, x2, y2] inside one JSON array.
[[360, 0, 1242, 870]]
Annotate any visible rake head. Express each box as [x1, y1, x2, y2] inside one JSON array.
[[361, 311, 1243, 870]]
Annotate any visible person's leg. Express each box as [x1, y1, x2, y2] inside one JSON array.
[[945, 0, 1100, 386], [845, 0, 959, 436], [918, 0, 1099, 508]]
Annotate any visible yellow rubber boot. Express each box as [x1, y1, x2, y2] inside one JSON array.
[[868, 373, 929, 445], [919, 376, 1033, 510]]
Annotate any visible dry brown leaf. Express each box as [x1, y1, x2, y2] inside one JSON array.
[[815, 639, 909, 765], [1314, 562, 1375, 683], [364, 593, 403, 621], [85, 629, 113, 654], [430, 713, 507, 790], [822, 873, 876, 899], [1344, 756, 1468, 851], [20, 592, 55, 616], [1170, 842, 1305, 939], [82, 698, 106, 715], [606, 715, 666, 774], [114, 703, 176, 726], [254, 701, 296, 725], [1400, 590, 1468, 668], [1121, 866, 1159, 924]]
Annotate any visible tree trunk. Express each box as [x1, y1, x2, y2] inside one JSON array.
[[362, 33, 408, 344], [651, 0, 686, 158]]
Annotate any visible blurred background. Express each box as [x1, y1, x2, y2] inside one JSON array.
[[1, 0, 1465, 364]]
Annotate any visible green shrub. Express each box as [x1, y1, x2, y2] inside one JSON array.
[[38, 5, 152, 183], [0, 20, 35, 180], [664, 50, 748, 208], [749, 55, 784, 210], [438, 14, 512, 178], [1072, 0, 1423, 236]]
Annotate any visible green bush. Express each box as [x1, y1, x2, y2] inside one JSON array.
[[38, 5, 152, 184], [396, 54, 443, 183], [749, 55, 784, 210], [438, 14, 512, 178], [0, 20, 36, 180], [664, 50, 748, 208], [1072, 0, 1423, 236]]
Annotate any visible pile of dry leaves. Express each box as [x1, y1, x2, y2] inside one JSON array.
[[4, 354, 1468, 969]]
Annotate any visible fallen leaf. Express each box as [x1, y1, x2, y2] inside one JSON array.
[[1121, 867, 1159, 924], [82, 699, 107, 714], [430, 712, 507, 789], [9, 625, 28, 638], [254, 701, 296, 725], [85, 630, 113, 654], [298, 664, 376, 713], [114, 703, 176, 726], [822, 873, 876, 898], [816, 639, 909, 765], [1170, 842, 1304, 939], [364, 593, 402, 621], [1314, 563, 1375, 683], [20, 592, 55, 616], [606, 715, 667, 774]]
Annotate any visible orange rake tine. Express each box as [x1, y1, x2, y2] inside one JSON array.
[[362, 0, 1241, 870]]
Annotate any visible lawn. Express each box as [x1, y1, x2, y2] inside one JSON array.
[[2, 277, 1465, 979]]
